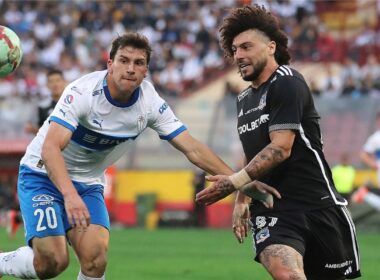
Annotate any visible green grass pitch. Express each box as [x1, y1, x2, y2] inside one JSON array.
[[0, 227, 378, 279]]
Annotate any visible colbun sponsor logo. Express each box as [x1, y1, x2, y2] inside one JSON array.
[[238, 114, 269, 134]]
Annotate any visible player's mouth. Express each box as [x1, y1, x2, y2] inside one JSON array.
[[122, 77, 136, 82], [239, 63, 250, 71]]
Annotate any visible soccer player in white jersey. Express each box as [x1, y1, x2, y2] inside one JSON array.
[[0, 32, 279, 280]]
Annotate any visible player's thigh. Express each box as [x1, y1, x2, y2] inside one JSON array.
[[251, 213, 306, 263], [259, 244, 304, 273], [17, 165, 67, 246]]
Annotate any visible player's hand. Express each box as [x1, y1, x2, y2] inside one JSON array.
[[195, 175, 235, 205], [63, 192, 90, 231], [240, 181, 281, 208], [232, 203, 250, 244]]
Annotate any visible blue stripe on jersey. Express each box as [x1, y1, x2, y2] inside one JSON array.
[[375, 150, 380, 159], [103, 77, 140, 108], [71, 124, 137, 151], [50, 116, 76, 132], [159, 125, 187, 140]]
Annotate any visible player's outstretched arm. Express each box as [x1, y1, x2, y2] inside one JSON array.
[[196, 129, 294, 205], [42, 122, 90, 230], [169, 130, 234, 176], [195, 177, 281, 205]]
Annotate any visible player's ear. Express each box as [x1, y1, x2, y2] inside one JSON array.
[[107, 59, 113, 74], [268, 41, 276, 56]]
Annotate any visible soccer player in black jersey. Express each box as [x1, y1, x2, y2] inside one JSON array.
[[196, 5, 361, 280], [25, 69, 66, 134]]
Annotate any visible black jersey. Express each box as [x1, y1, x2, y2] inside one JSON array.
[[237, 65, 346, 213], [37, 100, 57, 127]]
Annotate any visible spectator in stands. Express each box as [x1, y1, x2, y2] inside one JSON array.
[[332, 153, 356, 201], [341, 76, 362, 98], [319, 63, 342, 98]]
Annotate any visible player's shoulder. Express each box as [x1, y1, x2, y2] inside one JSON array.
[[272, 65, 306, 84], [67, 70, 107, 96], [139, 79, 163, 103], [140, 79, 159, 95], [369, 130, 380, 140]]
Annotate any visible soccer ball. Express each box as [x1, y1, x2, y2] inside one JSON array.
[[0, 26, 22, 77]]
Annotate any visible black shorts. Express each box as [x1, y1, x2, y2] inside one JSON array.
[[250, 206, 361, 279]]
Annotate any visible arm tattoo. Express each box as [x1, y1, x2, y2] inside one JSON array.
[[246, 143, 287, 180]]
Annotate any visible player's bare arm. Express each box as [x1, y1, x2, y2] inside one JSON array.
[[360, 150, 378, 170], [170, 131, 281, 199], [42, 122, 90, 230], [196, 130, 293, 204], [169, 130, 233, 175], [260, 244, 306, 280]]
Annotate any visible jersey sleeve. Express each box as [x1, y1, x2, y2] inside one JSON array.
[[148, 93, 186, 140], [49, 85, 89, 132], [267, 76, 307, 132], [362, 132, 380, 154]]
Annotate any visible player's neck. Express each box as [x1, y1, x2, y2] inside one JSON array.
[[251, 61, 279, 89], [106, 75, 134, 103]]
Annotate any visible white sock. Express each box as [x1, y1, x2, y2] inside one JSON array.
[[364, 192, 380, 211], [77, 270, 105, 280], [0, 246, 37, 278]]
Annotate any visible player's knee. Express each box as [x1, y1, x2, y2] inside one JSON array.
[[80, 247, 108, 274], [270, 268, 306, 280], [34, 249, 69, 278]]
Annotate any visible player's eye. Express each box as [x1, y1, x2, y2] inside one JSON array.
[[135, 60, 145, 66]]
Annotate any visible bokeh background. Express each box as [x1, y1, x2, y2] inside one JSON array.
[[0, 0, 379, 279]]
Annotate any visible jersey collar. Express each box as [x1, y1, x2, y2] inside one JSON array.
[[103, 77, 140, 108]]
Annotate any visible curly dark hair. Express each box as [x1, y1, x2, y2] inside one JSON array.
[[109, 32, 152, 64], [219, 5, 290, 65]]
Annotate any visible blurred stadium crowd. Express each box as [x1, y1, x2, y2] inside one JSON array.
[[0, 0, 379, 101]]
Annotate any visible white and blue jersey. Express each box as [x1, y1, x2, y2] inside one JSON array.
[[21, 70, 186, 186], [18, 70, 186, 244], [362, 130, 380, 185]]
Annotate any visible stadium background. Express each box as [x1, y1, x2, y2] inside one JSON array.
[[0, 0, 379, 279]]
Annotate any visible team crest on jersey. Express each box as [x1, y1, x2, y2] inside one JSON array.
[[137, 115, 147, 133], [258, 92, 267, 110], [255, 227, 270, 244], [64, 94, 74, 104]]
